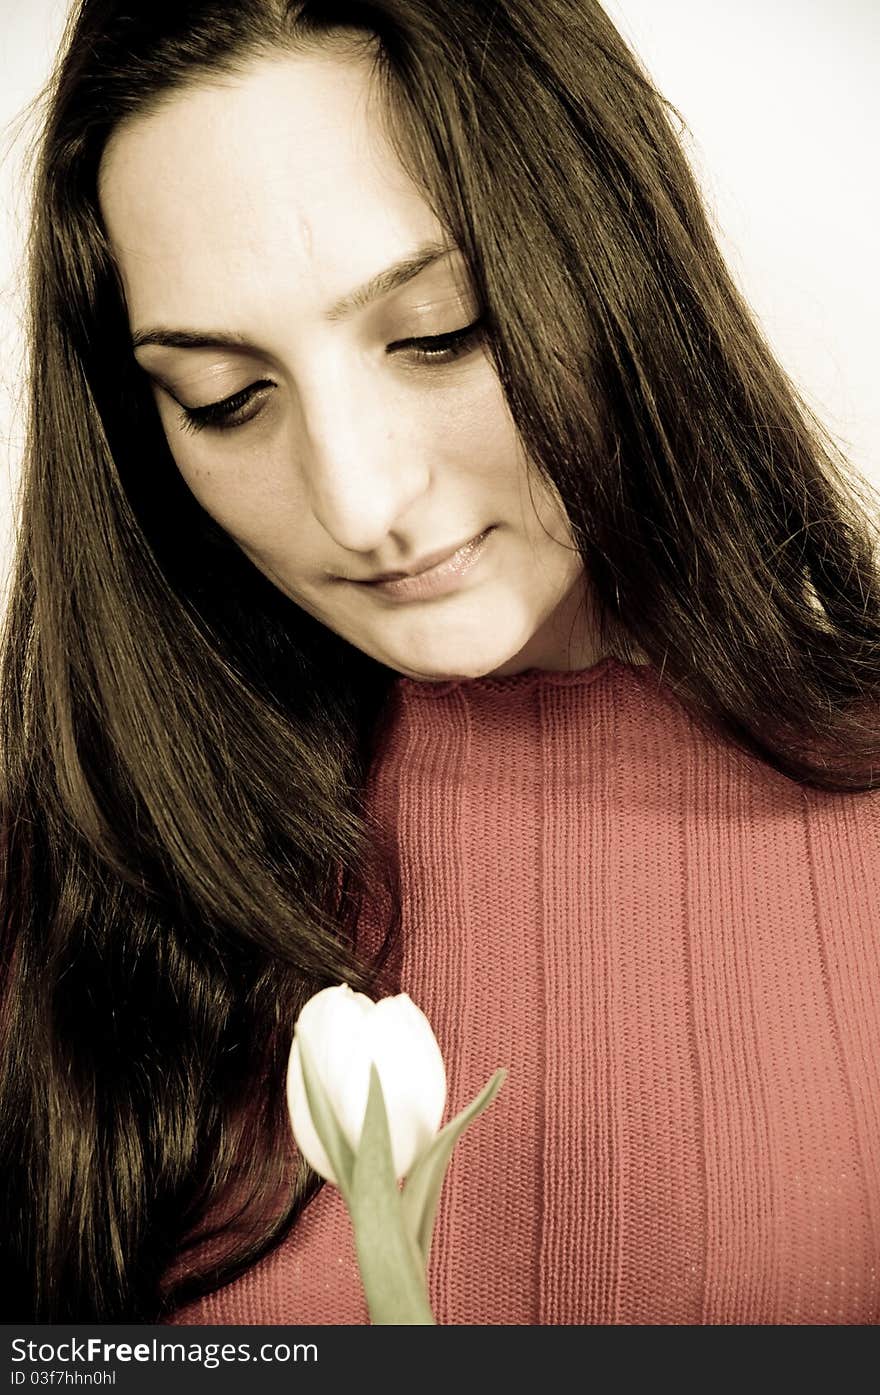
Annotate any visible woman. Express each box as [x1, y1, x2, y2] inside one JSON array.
[[1, 0, 879, 1325]]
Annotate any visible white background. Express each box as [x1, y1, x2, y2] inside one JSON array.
[[1, 0, 878, 600]]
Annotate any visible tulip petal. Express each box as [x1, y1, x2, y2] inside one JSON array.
[[286, 1037, 339, 1183], [292, 1035, 357, 1195], [368, 994, 447, 1179], [293, 984, 374, 1154]]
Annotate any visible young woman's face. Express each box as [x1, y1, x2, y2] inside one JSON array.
[[99, 48, 599, 681]]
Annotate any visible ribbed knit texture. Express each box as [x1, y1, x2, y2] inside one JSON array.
[[169, 657, 880, 1325]]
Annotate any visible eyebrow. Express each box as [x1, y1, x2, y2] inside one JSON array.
[[131, 240, 457, 351], [327, 239, 455, 321]]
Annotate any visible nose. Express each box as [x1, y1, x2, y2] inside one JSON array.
[[296, 363, 431, 554]]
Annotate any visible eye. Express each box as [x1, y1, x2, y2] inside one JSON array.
[[388, 317, 485, 366], [177, 379, 274, 434]]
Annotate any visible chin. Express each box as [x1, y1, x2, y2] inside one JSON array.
[[394, 660, 497, 683], [387, 639, 530, 684]]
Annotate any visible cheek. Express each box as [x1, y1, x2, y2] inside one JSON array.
[[438, 370, 564, 526], [427, 368, 524, 484], [166, 430, 309, 550]]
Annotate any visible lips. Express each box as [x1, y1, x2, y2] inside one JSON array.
[[358, 532, 490, 584], [352, 528, 494, 603]]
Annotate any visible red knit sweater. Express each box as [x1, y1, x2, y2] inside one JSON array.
[[169, 657, 880, 1325]]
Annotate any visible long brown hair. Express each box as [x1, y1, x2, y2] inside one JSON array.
[[2, 0, 879, 1321]]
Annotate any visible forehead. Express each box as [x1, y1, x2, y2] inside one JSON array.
[[97, 50, 445, 329]]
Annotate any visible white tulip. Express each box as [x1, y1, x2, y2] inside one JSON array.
[[286, 983, 447, 1185]]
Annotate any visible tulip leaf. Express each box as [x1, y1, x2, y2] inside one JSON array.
[[401, 1068, 507, 1269], [349, 1065, 436, 1325], [296, 1035, 355, 1201]]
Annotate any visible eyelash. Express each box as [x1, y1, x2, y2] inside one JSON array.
[[176, 318, 485, 435]]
